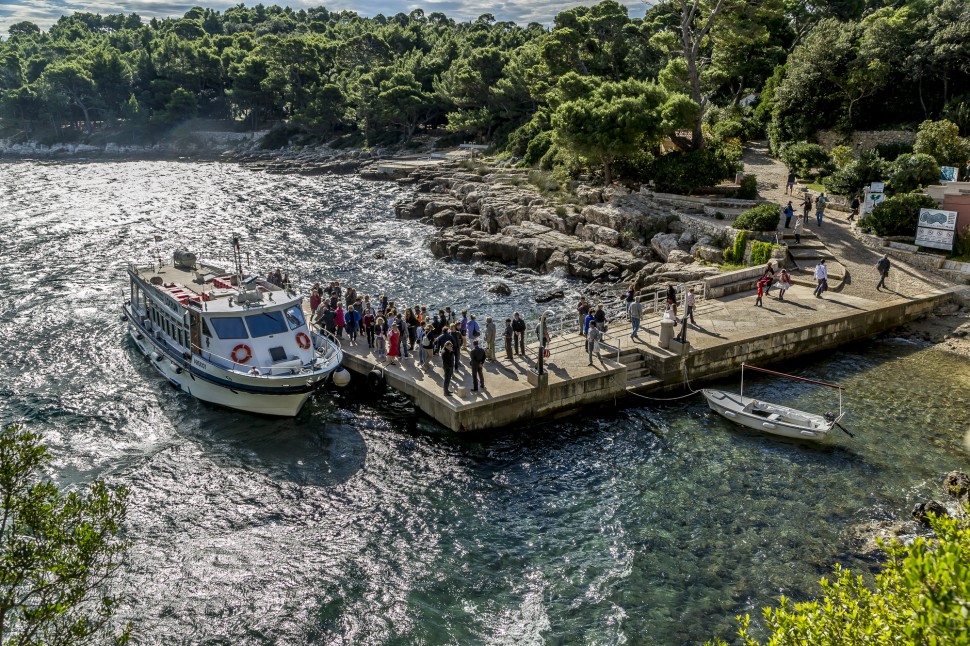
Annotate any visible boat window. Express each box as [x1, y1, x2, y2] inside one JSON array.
[[201, 317, 212, 337], [245, 311, 288, 337], [284, 306, 305, 330], [209, 317, 249, 339]]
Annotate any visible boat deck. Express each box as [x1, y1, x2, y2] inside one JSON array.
[[132, 260, 286, 305]]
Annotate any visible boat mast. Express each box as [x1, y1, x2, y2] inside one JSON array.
[[231, 234, 244, 286]]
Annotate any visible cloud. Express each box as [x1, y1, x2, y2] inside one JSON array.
[[0, 0, 621, 34]]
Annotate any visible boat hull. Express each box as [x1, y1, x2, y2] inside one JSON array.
[[702, 389, 833, 442], [128, 321, 330, 417]]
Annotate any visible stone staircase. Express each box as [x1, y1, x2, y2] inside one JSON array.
[[781, 231, 847, 288], [617, 346, 662, 392]]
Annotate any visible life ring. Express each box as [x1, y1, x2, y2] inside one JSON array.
[[296, 332, 311, 350], [231, 344, 253, 364]]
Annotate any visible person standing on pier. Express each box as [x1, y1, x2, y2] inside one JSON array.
[[876, 255, 891, 291], [335, 303, 346, 338], [594, 303, 607, 333], [451, 323, 463, 370], [309, 288, 321, 314], [484, 316, 497, 361], [784, 201, 794, 228], [470, 340, 487, 392], [363, 309, 375, 347], [776, 269, 793, 300], [577, 297, 590, 336], [466, 314, 481, 351], [503, 318, 514, 361], [345, 304, 360, 344], [685, 287, 697, 324], [375, 317, 387, 360], [813, 259, 828, 297], [387, 324, 400, 366], [629, 298, 643, 340], [665, 285, 678, 322], [441, 341, 455, 396], [512, 312, 526, 355], [435, 326, 457, 364], [586, 321, 602, 366], [416, 324, 429, 367], [398, 314, 410, 358]]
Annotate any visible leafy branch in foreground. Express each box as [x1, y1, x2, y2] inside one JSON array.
[[0, 423, 130, 645], [709, 506, 970, 645]]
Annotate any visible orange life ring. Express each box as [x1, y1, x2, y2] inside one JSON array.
[[296, 332, 311, 350], [231, 344, 253, 364]]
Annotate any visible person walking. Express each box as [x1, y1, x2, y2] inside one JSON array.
[[503, 318, 514, 361], [792, 214, 803, 245], [876, 255, 891, 291], [586, 321, 602, 366], [470, 340, 487, 392], [761, 261, 775, 296], [484, 316, 497, 361], [784, 201, 795, 228], [849, 194, 861, 222], [511, 312, 526, 355], [441, 340, 455, 396], [776, 269, 792, 300], [684, 287, 697, 324], [815, 192, 828, 226], [786, 170, 796, 195], [629, 298, 643, 340], [755, 278, 765, 307], [813, 259, 828, 298], [802, 192, 812, 224]]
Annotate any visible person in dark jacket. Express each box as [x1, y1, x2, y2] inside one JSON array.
[[470, 340, 487, 391], [441, 341, 455, 396], [511, 312, 526, 355], [503, 318, 514, 361], [876, 255, 891, 291]]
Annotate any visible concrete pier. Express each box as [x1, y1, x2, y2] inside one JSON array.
[[333, 284, 962, 432]]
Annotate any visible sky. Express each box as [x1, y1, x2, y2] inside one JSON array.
[[0, 0, 636, 34]]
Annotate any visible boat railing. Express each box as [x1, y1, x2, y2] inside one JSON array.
[[194, 336, 339, 376]]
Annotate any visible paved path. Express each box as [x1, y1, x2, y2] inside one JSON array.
[[742, 142, 952, 301]]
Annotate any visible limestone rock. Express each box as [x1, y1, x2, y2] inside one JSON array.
[[432, 209, 456, 227], [912, 500, 948, 524], [489, 282, 512, 296], [666, 249, 693, 264], [693, 243, 725, 263], [943, 471, 970, 501], [579, 223, 622, 247], [425, 199, 463, 217], [545, 251, 569, 271], [679, 231, 695, 246], [535, 289, 565, 303], [651, 232, 681, 261]]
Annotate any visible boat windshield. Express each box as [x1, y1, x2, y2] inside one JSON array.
[[209, 317, 248, 339], [245, 311, 288, 337], [284, 305, 305, 330]]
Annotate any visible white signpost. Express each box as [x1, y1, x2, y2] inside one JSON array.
[[863, 189, 885, 215], [915, 208, 959, 251]]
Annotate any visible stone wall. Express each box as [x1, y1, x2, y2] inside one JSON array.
[[815, 129, 915, 154]]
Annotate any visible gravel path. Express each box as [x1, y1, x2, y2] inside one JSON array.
[[742, 142, 952, 301]]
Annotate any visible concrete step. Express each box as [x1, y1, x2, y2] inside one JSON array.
[[786, 240, 827, 250], [625, 366, 651, 379], [790, 248, 836, 260], [626, 375, 663, 391]]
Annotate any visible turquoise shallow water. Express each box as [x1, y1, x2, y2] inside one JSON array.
[[1, 161, 968, 644]]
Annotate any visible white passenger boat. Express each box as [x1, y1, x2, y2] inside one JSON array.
[[122, 237, 342, 416], [702, 364, 848, 442]]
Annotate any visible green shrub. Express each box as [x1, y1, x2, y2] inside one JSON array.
[[780, 141, 830, 177], [859, 192, 937, 237], [942, 96, 970, 137], [651, 146, 740, 194], [527, 169, 560, 193], [873, 141, 913, 161], [710, 506, 970, 646], [913, 119, 970, 166], [733, 203, 780, 231], [724, 230, 747, 263], [888, 153, 940, 193], [734, 174, 759, 200], [750, 241, 780, 266], [829, 145, 854, 169], [823, 150, 888, 196], [523, 131, 553, 167]]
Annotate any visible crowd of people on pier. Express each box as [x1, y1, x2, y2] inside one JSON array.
[[307, 280, 704, 395]]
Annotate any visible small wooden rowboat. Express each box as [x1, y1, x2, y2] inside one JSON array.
[[702, 364, 848, 442]]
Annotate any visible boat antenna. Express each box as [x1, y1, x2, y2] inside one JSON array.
[[231, 234, 244, 286]]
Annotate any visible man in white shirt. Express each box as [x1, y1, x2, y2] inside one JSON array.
[[813, 259, 828, 298]]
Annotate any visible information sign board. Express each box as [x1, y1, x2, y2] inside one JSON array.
[[915, 208, 959, 251]]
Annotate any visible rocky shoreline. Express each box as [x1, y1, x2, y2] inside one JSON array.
[[390, 163, 761, 293]]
